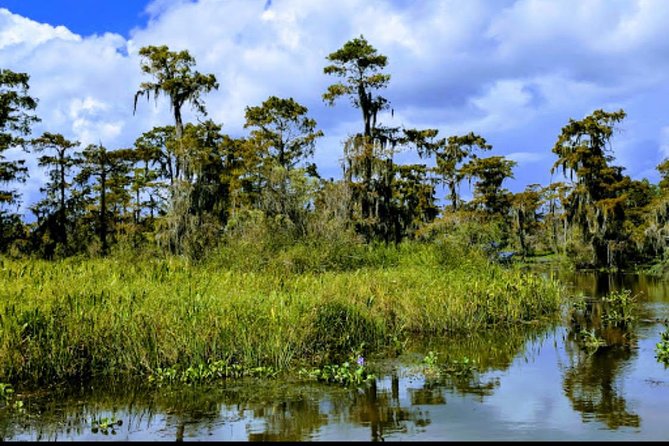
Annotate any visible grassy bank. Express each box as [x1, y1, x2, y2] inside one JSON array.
[[0, 241, 565, 385]]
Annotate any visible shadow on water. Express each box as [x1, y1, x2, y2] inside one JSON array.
[[1, 269, 668, 440]]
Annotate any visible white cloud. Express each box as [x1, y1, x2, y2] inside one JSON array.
[[2, 0, 669, 214], [507, 151, 546, 164], [0, 8, 80, 51]]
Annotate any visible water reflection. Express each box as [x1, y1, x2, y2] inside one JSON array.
[[1, 270, 668, 440], [561, 342, 640, 429], [559, 269, 644, 431]]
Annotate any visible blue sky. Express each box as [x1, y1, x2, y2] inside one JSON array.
[[0, 0, 150, 37], [2, 0, 669, 215]]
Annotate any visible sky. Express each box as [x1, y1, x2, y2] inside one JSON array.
[[2, 0, 669, 216]]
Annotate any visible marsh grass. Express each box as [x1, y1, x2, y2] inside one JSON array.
[[0, 241, 564, 385]]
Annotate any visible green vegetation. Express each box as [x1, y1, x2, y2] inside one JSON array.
[[3, 34, 669, 392], [656, 326, 669, 365], [568, 289, 640, 355], [1, 35, 668, 272], [299, 353, 375, 387], [0, 240, 563, 386]]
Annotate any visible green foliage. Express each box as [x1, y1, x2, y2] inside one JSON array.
[[322, 35, 390, 131], [133, 45, 220, 258], [91, 416, 123, 435], [305, 302, 383, 363], [0, 382, 13, 401], [148, 360, 278, 386], [134, 45, 218, 138], [0, 69, 39, 252], [244, 96, 323, 171], [299, 353, 375, 387], [510, 184, 544, 257], [420, 350, 478, 382], [431, 132, 492, 211], [31, 132, 79, 258], [551, 109, 634, 268], [461, 155, 516, 215], [0, 382, 23, 413], [0, 240, 564, 385], [656, 326, 669, 365], [579, 328, 608, 354], [600, 289, 637, 328]]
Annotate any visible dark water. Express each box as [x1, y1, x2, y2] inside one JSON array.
[[1, 270, 669, 441]]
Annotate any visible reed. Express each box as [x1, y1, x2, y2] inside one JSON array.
[[0, 241, 564, 385]]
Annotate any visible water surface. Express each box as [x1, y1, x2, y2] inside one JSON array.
[[1, 270, 668, 441]]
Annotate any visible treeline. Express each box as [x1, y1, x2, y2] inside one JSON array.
[[1, 35, 669, 269]]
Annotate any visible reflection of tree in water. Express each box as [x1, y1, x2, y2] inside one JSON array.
[[563, 293, 640, 430], [403, 323, 554, 403], [345, 376, 431, 442], [411, 323, 556, 375], [242, 393, 328, 441], [562, 343, 640, 429], [0, 380, 329, 441], [0, 381, 158, 441], [424, 370, 500, 401], [174, 381, 329, 441]]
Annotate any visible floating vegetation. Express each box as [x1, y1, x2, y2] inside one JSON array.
[[148, 360, 279, 386], [91, 416, 123, 435], [569, 289, 640, 354], [579, 329, 608, 354], [601, 289, 638, 328], [299, 354, 375, 387], [0, 382, 23, 413], [656, 326, 669, 365]]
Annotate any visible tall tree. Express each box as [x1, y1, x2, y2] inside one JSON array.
[[323, 35, 391, 230], [127, 138, 163, 226], [31, 132, 80, 249], [323, 35, 390, 139], [76, 144, 131, 256], [551, 109, 630, 267], [133, 45, 219, 256], [134, 125, 178, 188], [461, 155, 516, 215], [0, 69, 39, 249], [543, 181, 571, 255], [134, 45, 219, 142], [393, 163, 438, 241], [432, 132, 492, 211], [244, 96, 323, 227], [244, 96, 323, 171], [511, 184, 543, 258]]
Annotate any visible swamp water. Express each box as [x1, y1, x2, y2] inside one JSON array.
[[1, 270, 668, 441]]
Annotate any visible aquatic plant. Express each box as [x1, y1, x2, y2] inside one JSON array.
[[148, 360, 278, 386], [91, 416, 123, 435], [0, 382, 23, 412], [0, 382, 13, 402], [601, 289, 638, 328], [299, 353, 375, 387], [422, 351, 438, 367], [656, 326, 669, 365], [579, 329, 607, 354]]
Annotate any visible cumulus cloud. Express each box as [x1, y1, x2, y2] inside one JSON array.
[[2, 0, 669, 213]]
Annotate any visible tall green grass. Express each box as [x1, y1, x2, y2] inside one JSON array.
[[0, 241, 564, 385]]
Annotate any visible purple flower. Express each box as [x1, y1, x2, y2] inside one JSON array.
[[356, 356, 365, 366]]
